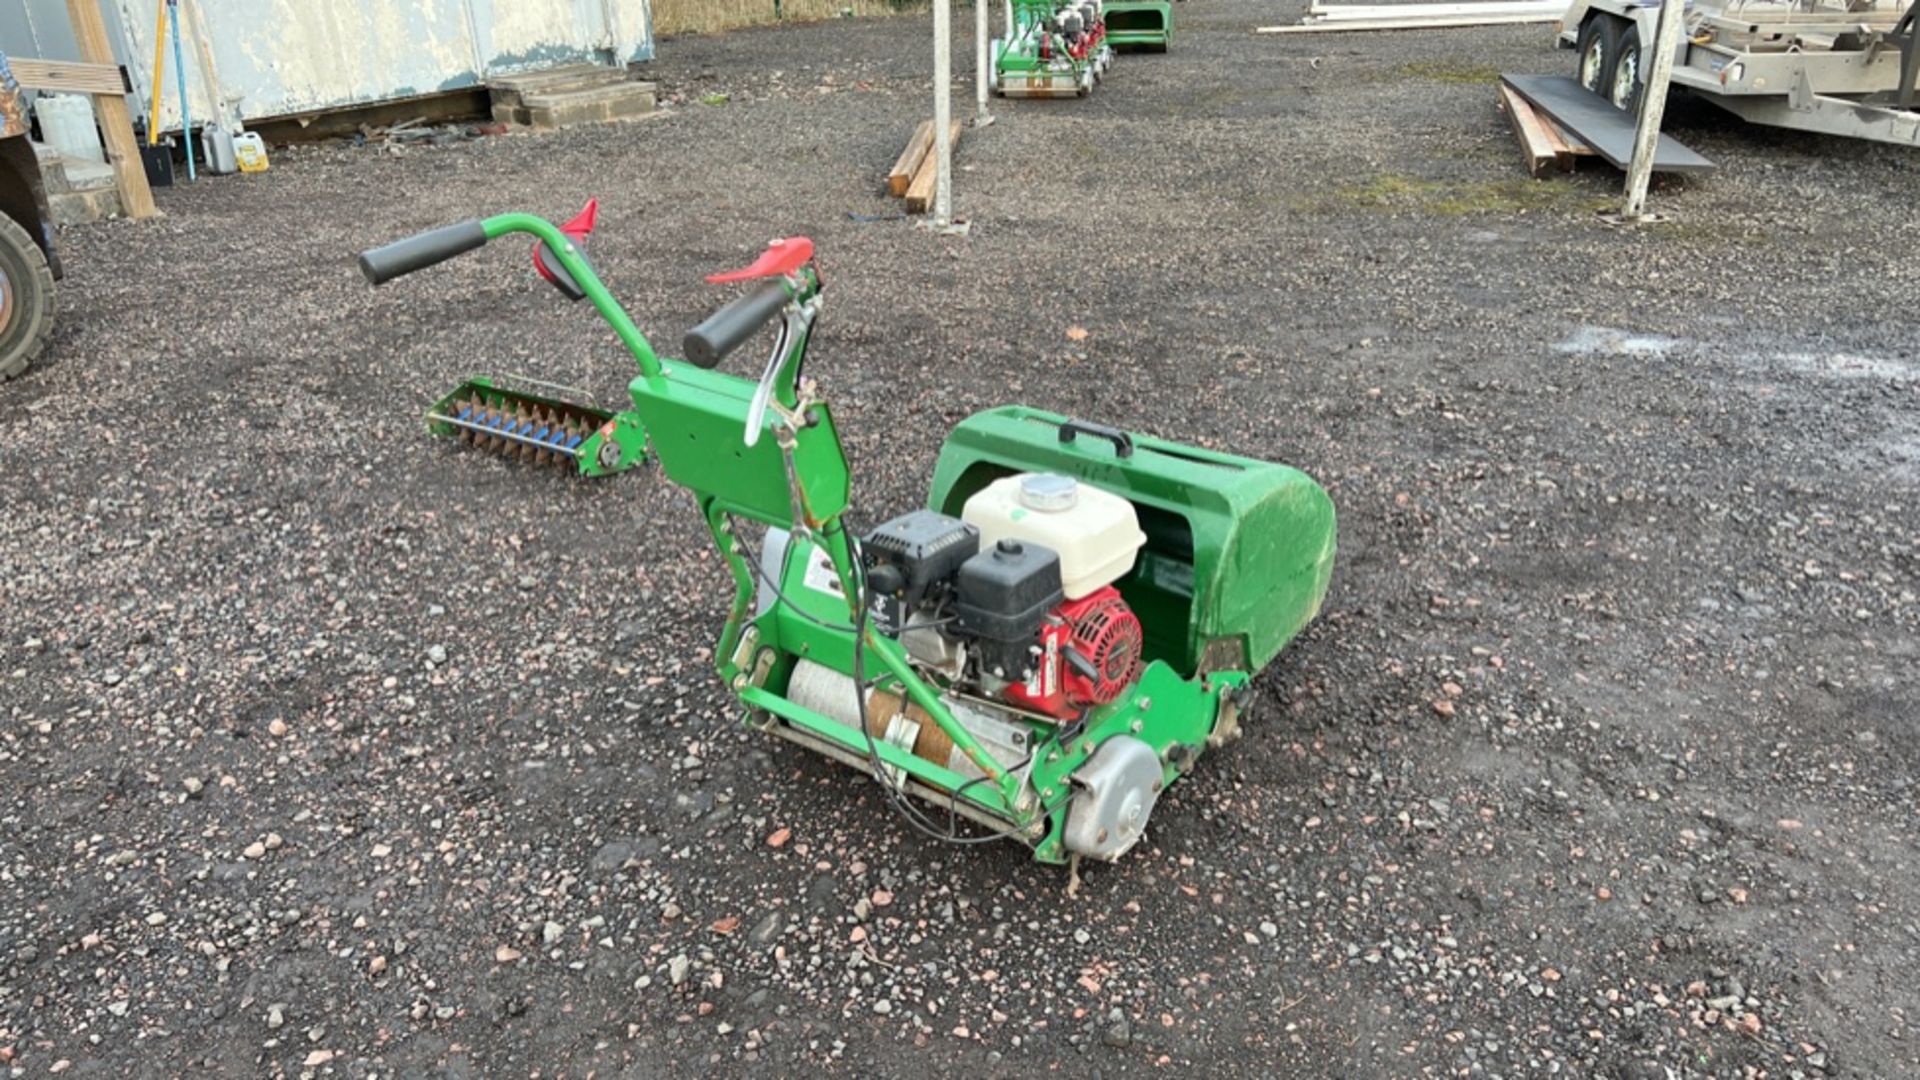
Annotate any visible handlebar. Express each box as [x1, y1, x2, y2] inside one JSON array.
[[358, 221, 490, 286], [357, 212, 662, 379], [682, 281, 792, 369], [356, 213, 818, 391]]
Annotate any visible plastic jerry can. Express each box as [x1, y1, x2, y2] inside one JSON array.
[[37, 93, 104, 164], [234, 132, 269, 173], [202, 127, 238, 174]]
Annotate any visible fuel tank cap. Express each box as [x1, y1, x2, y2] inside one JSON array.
[[1018, 473, 1079, 512]]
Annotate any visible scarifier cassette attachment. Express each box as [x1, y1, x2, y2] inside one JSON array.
[[426, 375, 647, 477]]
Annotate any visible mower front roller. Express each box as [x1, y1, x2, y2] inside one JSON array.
[[427, 375, 646, 477]]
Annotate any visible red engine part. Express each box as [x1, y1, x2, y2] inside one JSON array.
[[1000, 586, 1144, 720]]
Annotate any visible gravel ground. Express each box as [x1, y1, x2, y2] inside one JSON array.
[[3, 3, 1918, 1076]]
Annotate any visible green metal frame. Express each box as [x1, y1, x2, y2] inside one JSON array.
[[420, 213, 1332, 863]]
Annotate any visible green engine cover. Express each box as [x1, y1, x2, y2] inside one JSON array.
[[927, 407, 1335, 679]]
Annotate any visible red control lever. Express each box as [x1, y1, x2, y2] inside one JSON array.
[[705, 237, 814, 284], [533, 198, 598, 293]]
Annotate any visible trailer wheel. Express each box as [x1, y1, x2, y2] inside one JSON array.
[[0, 211, 55, 384], [1609, 24, 1644, 112], [1575, 15, 1620, 96]]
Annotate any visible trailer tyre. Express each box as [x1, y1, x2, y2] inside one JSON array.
[[1609, 24, 1644, 113], [0, 212, 55, 384], [1575, 15, 1620, 97]]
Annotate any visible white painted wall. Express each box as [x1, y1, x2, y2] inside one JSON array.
[[0, 0, 654, 130]]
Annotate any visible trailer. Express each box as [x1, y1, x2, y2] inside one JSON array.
[[1556, 0, 1920, 145]]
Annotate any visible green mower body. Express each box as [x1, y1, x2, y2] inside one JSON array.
[[928, 406, 1334, 679], [360, 214, 1336, 866], [1103, 1, 1172, 51]]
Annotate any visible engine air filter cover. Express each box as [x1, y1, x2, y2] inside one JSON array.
[[861, 510, 979, 625]]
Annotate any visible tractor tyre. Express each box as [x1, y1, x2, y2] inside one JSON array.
[[0, 211, 55, 383], [1609, 24, 1645, 113], [1575, 14, 1621, 97]]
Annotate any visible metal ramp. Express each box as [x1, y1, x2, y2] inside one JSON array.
[[1502, 74, 1716, 172]]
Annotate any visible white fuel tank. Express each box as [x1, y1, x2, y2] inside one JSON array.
[[960, 473, 1145, 599]]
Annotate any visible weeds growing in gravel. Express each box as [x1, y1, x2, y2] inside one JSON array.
[[654, 0, 935, 35], [1393, 60, 1503, 85], [1279, 172, 1616, 217]]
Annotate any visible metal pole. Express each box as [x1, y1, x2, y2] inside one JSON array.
[[934, 0, 953, 227], [168, 0, 195, 180], [976, 0, 991, 121], [147, 0, 167, 145], [1620, 0, 1684, 220]]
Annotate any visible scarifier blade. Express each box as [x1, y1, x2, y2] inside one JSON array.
[[482, 400, 505, 453], [529, 406, 549, 466], [473, 399, 493, 451], [456, 393, 479, 446], [564, 416, 586, 462], [538, 406, 560, 466], [511, 404, 532, 463]]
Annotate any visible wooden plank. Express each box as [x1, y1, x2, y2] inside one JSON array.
[[1308, 1, 1559, 20], [65, 0, 155, 219], [9, 58, 125, 95], [1546, 117, 1595, 156], [1502, 73, 1714, 173], [888, 120, 934, 198], [1498, 84, 1560, 177], [1259, 13, 1556, 31], [1528, 114, 1589, 167], [904, 121, 964, 213]]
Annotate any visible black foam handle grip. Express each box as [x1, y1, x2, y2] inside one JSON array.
[[358, 221, 489, 286], [682, 281, 791, 369], [1058, 418, 1135, 458]]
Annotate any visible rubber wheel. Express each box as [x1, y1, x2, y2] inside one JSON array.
[[0, 213, 54, 384], [1575, 15, 1620, 96], [1609, 24, 1644, 113]]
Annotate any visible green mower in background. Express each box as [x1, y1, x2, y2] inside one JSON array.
[[994, 0, 1116, 98], [360, 212, 1334, 867], [1104, 0, 1172, 52]]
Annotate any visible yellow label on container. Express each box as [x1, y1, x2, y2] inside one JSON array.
[[235, 133, 269, 173]]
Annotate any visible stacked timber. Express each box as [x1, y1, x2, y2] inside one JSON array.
[[885, 120, 965, 213]]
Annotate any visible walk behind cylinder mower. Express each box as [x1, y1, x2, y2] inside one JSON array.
[[358, 212, 1337, 868], [994, 0, 1116, 98]]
